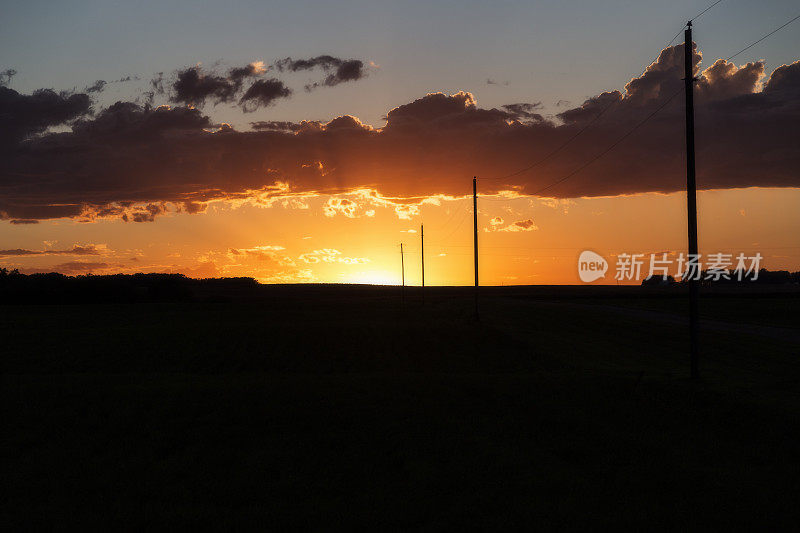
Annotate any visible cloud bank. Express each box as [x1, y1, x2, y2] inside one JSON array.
[[1, 44, 799, 223]]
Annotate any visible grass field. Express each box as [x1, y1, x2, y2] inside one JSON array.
[[3, 285, 799, 529]]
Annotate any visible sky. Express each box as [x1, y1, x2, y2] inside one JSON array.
[[1, 0, 799, 284]]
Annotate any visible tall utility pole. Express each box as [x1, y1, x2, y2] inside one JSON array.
[[400, 242, 405, 307], [684, 22, 700, 379], [473, 177, 479, 319], [420, 224, 425, 304]]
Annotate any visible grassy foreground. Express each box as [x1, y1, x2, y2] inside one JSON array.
[[3, 285, 799, 529]]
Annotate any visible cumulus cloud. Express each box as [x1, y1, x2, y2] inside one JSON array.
[[485, 216, 537, 232], [166, 61, 285, 111], [298, 249, 369, 265], [497, 219, 538, 232], [171, 65, 240, 107], [160, 57, 364, 110], [1, 44, 799, 224], [250, 120, 304, 132], [193, 243, 310, 281], [28, 261, 112, 274], [84, 80, 107, 93], [502, 102, 543, 121], [239, 79, 292, 112], [323, 197, 359, 218], [227, 245, 286, 262], [275, 55, 369, 90], [0, 85, 91, 145], [229, 61, 267, 83], [0, 244, 107, 256]]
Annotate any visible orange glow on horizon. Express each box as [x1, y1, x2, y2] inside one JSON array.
[[3, 187, 799, 285]]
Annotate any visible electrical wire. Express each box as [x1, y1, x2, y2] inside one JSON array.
[[478, 1, 729, 186], [479, 18, 697, 184], [432, 207, 472, 245], [477, 10, 800, 199], [426, 7, 800, 263], [479, 96, 621, 182], [726, 14, 800, 62], [527, 87, 683, 197], [690, 0, 724, 23]]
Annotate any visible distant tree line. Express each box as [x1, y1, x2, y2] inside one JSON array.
[[641, 269, 800, 287], [0, 269, 258, 304]]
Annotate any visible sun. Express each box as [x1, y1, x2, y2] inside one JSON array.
[[346, 270, 400, 286]]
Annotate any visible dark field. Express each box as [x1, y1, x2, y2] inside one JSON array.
[[3, 284, 800, 529]]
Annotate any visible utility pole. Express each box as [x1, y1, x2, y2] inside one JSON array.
[[420, 224, 425, 304], [684, 21, 700, 379], [400, 242, 405, 308], [473, 177, 479, 319]]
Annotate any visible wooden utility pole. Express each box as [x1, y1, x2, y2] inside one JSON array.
[[420, 224, 425, 304], [473, 177, 479, 319], [400, 242, 405, 307], [684, 22, 700, 379]]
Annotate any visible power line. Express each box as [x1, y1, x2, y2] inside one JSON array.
[[666, 28, 684, 49], [529, 88, 683, 196], [430, 9, 797, 281], [478, 2, 728, 186], [726, 14, 800, 62], [436, 201, 468, 234], [690, 0, 724, 23], [480, 96, 620, 181], [477, 11, 800, 199], [430, 206, 471, 244], [480, 17, 698, 184]]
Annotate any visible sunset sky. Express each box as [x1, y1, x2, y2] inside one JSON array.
[[2, 0, 798, 284]]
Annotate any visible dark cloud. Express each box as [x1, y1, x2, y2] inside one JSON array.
[[71, 101, 209, 139], [0, 244, 104, 256], [228, 61, 267, 84], [239, 79, 292, 112], [0, 248, 41, 256], [0, 86, 91, 145], [305, 60, 367, 91], [275, 56, 369, 90], [171, 66, 238, 107], [167, 62, 286, 111], [150, 72, 164, 95], [9, 219, 38, 225], [49, 261, 110, 274], [125, 203, 167, 222], [1, 44, 798, 223], [85, 80, 107, 93], [182, 201, 206, 214], [150, 57, 367, 110], [1, 102, 208, 220], [274, 55, 342, 72], [486, 78, 509, 86], [502, 103, 543, 121], [324, 115, 371, 131], [557, 90, 622, 124], [250, 120, 304, 132]]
